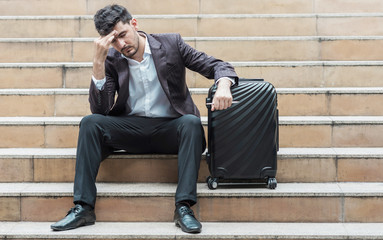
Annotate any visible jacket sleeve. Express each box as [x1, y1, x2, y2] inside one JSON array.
[[88, 56, 118, 115], [176, 34, 238, 85]]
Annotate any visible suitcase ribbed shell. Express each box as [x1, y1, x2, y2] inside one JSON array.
[[206, 80, 278, 181]]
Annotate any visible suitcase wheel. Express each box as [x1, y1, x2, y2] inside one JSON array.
[[267, 177, 277, 189], [206, 176, 219, 190]]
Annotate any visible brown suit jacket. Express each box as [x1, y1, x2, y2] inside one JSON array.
[[88, 32, 238, 117]]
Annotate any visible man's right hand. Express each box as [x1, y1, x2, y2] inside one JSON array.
[[92, 30, 117, 80]]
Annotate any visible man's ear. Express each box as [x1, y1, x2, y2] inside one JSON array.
[[130, 18, 139, 30]]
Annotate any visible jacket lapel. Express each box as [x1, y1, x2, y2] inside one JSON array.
[[116, 58, 130, 93], [146, 33, 171, 97], [111, 54, 130, 114]]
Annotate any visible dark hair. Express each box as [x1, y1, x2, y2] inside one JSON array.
[[94, 4, 133, 36]]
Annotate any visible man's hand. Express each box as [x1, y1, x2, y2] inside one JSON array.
[[92, 30, 117, 80], [211, 77, 233, 111]]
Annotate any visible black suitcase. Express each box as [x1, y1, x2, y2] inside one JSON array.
[[205, 79, 279, 189]]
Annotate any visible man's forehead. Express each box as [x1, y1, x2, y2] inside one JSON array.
[[113, 21, 131, 32]]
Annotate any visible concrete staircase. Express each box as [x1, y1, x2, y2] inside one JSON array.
[[1, 0, 383, 239]]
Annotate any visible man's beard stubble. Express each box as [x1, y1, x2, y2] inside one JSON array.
[[121, 32, 140, 59]]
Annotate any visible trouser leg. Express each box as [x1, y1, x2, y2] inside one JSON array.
[[73, 114, 112, 207], [73, 114, 152, 207], [151, 114, 206, 206], [175, 115, 205, 206]]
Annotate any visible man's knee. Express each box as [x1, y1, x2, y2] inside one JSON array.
[[80, 114, 105, 127], [177, 115, 204, 145], [79, 114, 107, 135], [179, 115, 202, 131]]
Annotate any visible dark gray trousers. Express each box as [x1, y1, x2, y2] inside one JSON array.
[[73, 114, 205, 208]]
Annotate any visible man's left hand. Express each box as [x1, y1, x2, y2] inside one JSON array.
[[211, 77, 233, 111]]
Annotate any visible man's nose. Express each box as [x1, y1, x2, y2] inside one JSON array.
[[117, 38, 125, 49]]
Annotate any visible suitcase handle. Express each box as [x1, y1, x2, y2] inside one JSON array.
[[206, 101, 239, 106], [239, 78, 264, 82]]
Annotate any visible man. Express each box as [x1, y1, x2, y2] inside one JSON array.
[[51, 4, 238, 234]]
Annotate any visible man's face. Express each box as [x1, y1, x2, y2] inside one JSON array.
[[111, 21, 140, 59]]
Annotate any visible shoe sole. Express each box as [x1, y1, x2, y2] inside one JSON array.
[[51, 221, 95, 231], [175, 221, 201, 234]]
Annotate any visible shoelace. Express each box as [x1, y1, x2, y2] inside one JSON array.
[[66, 205, 81, 216], [179, 206, 194, 217]]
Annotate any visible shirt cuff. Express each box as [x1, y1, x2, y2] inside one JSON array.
[[92, 76, 106, 90], [216, 77, 235, 86]]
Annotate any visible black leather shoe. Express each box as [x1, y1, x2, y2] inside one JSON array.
[[174, 205, 202, 233], [51, 204, 96, 231]]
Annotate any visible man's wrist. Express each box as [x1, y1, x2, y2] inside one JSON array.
[[92, 76, 106, 90], [92, 75, 106, 82], [216, 77, 235, 87]]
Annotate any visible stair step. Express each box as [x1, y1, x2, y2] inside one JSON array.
[[0, 116, 382, 148], [1, 147, 383, 183], [1, 0, 382, 237], [0, 0, 200, 16], [3, 13, 383, 38], [0, 87, 383, 117], [0, 182, 382, 222], [1, 61, 383, 88], [1, 222, 383, 240], [1, 0, 382, 15], [204, 0, 383, 14], [1, 36, 383, 62]]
